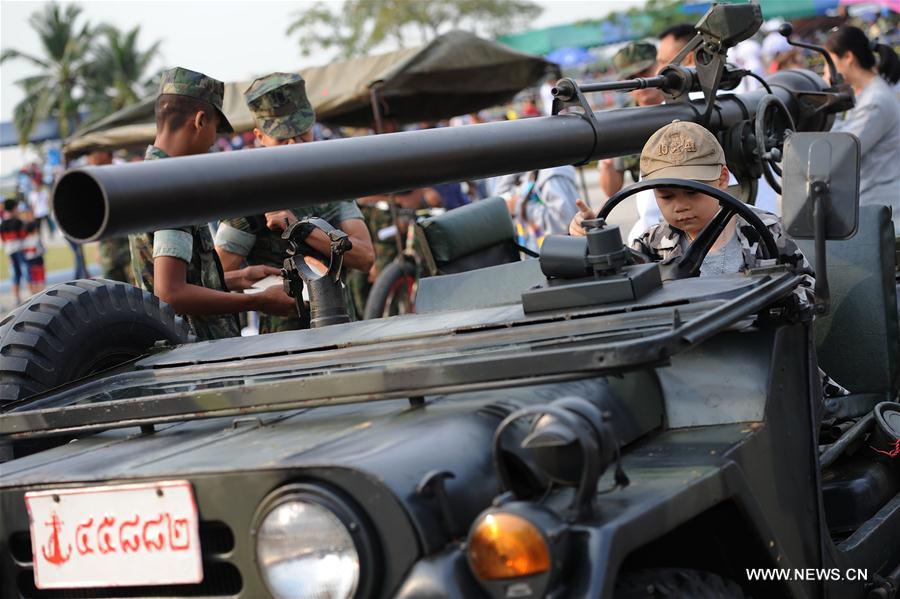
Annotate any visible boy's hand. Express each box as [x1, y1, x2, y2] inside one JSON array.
[[569, 199, 596, 237], [254, 285, 296, 316]]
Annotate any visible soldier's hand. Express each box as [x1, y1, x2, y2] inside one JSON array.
[[265, 210, 298, 232], [599, 158, 616, 172], [569, 199, 596, 237], [236, 265, 281, 290], [503, 192, 520, 215], [254, 285, 296, 316]]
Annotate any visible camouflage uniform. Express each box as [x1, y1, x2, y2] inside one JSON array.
[[366, 204, 400, 273], [634, 207, 813, 287], [349, 202, 414, 316], [99, 237, 135, 284], [128, 68, 239, 342], [612, 124, 641, 183], [217, 202, 363, 333], [244, 73, 315, 140], [215, 73, 363, 333], [613, 41, 657, 79], [130, 146, 241, 341], [157, 66, 233, 133], [610, 42, 658, 183]]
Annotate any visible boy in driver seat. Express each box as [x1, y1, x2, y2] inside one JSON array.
[[569, 120, 846, 398], [570, 120, 809, 281]]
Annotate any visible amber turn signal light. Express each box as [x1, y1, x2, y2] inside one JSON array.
[[467, 513, 551, 580]]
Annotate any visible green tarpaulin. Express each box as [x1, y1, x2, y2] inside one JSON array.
[[65, 31, 556, 156]]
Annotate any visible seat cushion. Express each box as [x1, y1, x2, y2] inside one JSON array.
[[797, 205, 899, 397], [439, 241, 522, 275], [420, 196, 516, 263]]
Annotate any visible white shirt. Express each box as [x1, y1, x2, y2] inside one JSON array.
[[831, 76, 900, 233]]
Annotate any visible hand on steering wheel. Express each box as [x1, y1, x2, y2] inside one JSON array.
[[598, 178, 779, 280]]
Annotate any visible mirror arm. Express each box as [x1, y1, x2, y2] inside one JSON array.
[[810, 179, 830, 315]]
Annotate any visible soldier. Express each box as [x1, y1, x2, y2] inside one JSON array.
[[129, 67, 295, 341], [598, 42, 663, 226], [656, 23, 697, 70], [214, 73, 375, 333], [87, 150, 135, 285], [599, 42, 661, 187]]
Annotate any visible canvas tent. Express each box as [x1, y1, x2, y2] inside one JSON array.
[[65, 31, 558, 156]]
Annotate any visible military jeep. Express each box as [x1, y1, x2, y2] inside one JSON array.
[[1, 4, 899, 598]]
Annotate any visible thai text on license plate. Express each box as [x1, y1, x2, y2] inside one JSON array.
[[25, 480, 202, 589]]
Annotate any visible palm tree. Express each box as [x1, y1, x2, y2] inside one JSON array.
[[89, 24, 162, 112], [0, 2, 93, 144]]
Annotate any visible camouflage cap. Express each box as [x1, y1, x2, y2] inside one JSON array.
[[613, 42, 657, 79], [640, 121, 726, 182], [244, 73, 316, 140], [158, 67, 233, 133]]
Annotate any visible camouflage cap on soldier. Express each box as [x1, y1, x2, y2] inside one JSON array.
[[244, 73, 316, 140], [640, 121, 726, 182], [158, 67, 233, 133], [613, 42, 657, 79]]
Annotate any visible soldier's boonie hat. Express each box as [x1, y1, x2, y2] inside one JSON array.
[[640, 120, 726, 181], [613, 42, 657, 79], [158, 67, 233, 134], [244, 73, 316, 140]]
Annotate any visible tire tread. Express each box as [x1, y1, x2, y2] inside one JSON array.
[[0, 279, 190, 405]]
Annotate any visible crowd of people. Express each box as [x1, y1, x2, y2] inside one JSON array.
[[0, 197, 45, 304], [2, 16, 898, 344]]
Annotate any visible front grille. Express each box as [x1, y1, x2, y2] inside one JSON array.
[[10, 521, 241, 598]]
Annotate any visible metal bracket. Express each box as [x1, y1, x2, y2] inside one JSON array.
[[551, 77, 600, 167], [668, 2, 763, 125], [416, 470, 460, 537], [281, 216, 352, 328], [807, 138, 833, 315]]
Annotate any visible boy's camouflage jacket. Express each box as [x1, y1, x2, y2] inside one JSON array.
[[632, 205, 815, 305]]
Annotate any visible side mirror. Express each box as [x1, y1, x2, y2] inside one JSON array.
[[782, 132, 860, 314], [782, 132, 859, 240], [695, 2, 762, 48]]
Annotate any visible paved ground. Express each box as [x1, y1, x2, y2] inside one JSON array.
[[0, 165, 640, 318]]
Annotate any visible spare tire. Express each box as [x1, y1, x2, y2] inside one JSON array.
[[0, 279, 190, 406]]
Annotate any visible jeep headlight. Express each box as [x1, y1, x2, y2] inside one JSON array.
[[255, 485, 372, 599]]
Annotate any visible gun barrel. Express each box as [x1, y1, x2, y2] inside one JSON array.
[[53, 70, 829, 242]]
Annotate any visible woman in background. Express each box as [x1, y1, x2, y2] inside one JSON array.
[[825, 25, 900, 233]]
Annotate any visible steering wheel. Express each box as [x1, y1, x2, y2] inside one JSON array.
[[598, 178, 779, 280], [754, 94, 795, 195]]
